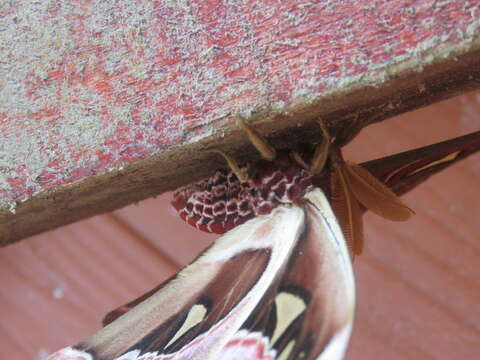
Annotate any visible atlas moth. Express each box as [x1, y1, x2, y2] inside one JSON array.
[[47, 120, 480, 360]]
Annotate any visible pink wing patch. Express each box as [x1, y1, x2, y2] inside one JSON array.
[[47, 347, 92, 360], [113, 332, 275, 360], [49, 331, 276, 360], [217, 330, 276, 360]]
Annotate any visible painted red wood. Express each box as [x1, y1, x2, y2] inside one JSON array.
[[114, 199, 215, 267], [0, 214, 180, 359], [1, 0, 479, 244], [1, 93, 479, 359]]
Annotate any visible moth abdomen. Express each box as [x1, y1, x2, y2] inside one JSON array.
[[172, 153, 317, 235]]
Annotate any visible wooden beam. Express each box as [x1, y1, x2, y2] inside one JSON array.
[[1, 0, 480, 245]]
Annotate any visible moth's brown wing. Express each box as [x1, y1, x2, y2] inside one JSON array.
[[219, 188, 355, 360], [48, 205, 306, 360], [330, 168, 364, 255], [301, 189, 355, 359], [103, 276, 172, 326], [362, 130, 480, 196], [48, 188, 355, 360], [344, 162, 414, 221], [104, 131, 480, 327]]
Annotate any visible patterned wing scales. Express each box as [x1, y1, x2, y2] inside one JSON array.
[[216, 188, 355, 360], [48, 188, 354, 360], [48, 205, 305, 360]]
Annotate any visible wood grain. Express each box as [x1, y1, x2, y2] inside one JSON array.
[[2, 0, 480, 245], [1, 92, 479, 359]]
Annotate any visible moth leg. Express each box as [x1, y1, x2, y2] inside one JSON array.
[[290, 150, 310, 170], [309, 119, 332, 174], [210, 149, 248, 182], [237, 117, 277, 161], [288, 119, 332, 173], [210, 116, 276, 182]]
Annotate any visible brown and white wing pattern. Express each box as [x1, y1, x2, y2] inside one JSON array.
[[302, 189, 355, 359], [49, 205, 303, 359], [48, 188, 354, 360], [216, 188, 355, 360]]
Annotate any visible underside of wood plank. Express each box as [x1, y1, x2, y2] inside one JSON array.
[[1, 0, 480, 245]]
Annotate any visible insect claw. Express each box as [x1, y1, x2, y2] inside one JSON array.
[[290, 151, 310, 170], [309, 119, 332, 174], [317, 118, 332, 143], [236, 116, 277, 161], [209, 149, 248, 182]]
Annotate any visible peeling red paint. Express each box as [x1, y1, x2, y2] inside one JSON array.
[[1, 0, 479, 207]]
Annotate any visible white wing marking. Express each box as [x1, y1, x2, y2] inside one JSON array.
[[51, 206, 305, 360], [271, 292, 306, 344], [48, 188, 355, 360], [304, 188, 355, 360], [46, 347, 93, 360], [277, 340, 296, 360], [166, 304, 208, 348]]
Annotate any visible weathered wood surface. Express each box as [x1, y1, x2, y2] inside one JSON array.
[[1, 94, 479, 359], [1, 0, 480, 245]]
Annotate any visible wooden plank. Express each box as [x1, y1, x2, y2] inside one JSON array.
[[113, 198, 215, 266], [1, 1, 480, 245], [0, 214, 179, 359], [1, 93, 478, 359]]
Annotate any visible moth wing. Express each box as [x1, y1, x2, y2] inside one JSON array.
[[48, 205, 306, 360], [218, 188, 355, 360], [362, 130, 480, 196], [303, 188, 356, 359], [330, 169, 365, 255], [344, 163, 414, 221], [48, 190, 354, 360]]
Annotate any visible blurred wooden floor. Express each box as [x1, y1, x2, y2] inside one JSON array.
[[1, 93, 480, 360]]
